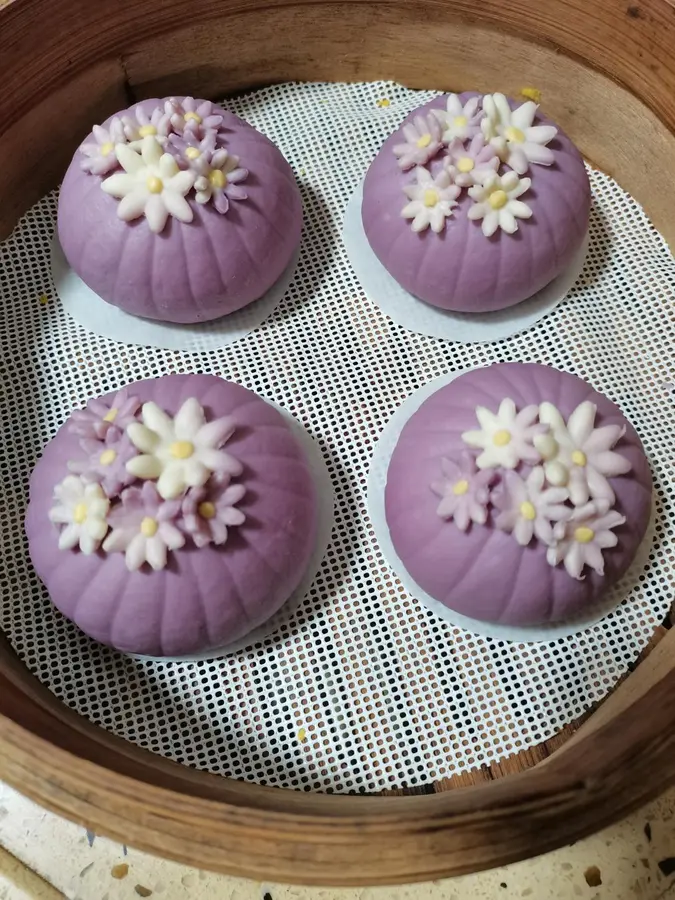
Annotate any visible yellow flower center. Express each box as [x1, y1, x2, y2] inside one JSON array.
[[493, 429, 512, 446], [99, 142, 114, 156], [99, 449, 117, 466], [453, 115, 468, 128], [571, 450, 587, 466], [138, 125, 157, 137], [452, 479, 469, 496], [141, 516, 158, 537], [416, 133, 432, 149], [73, 503, 88, 525], [185, 147, 201, 160], [488, 189, 508, 210], [170, 440, 194, 459], [574, 526, 595, 544], [103, 407, 118, 423], [146, 176, 163, 194], [457, 156, 475, 173], [209, 169, 227, 189], [198, 501, 217, 520], [423, 189, 438, 208], [520, 501, 537, 521], [184, 111, 202, 124], [505, 126, 526, 143]]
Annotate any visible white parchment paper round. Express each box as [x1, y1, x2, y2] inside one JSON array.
[[368, 369, 656, 643], [343, 181, 589, 343], [132, 403, 334, 662], [51, 237, 299, 353]]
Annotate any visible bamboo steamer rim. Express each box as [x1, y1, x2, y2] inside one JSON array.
[[1, 0, 674, 884]]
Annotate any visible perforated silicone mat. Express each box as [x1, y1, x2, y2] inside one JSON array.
[[1, 81, 673, 794]]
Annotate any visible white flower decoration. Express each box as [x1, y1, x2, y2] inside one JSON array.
[[431, 94, 483, 144], [481, 92, 557, 174], [493, 467, 571, 546], [101, 136, 195, 233], [467, 171, 532, 237], [79, 118, 126, 176], [534, 401, 632, 506], [401, 167, 461, 233], [49, 475, 110, 554], [547, 499, 626, 580], [462, 398, 546, 469], [126, 398, 243, 500]]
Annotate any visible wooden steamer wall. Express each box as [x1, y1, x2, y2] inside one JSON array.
[[1, 0, 674, 885]]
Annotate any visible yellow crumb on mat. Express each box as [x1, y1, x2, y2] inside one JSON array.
[[111, 863, 129, 879], [299, 168, 306, 176], [520, 87, 542, 103], [297, 727, 307, 743], [38, 293, 49, 305], [376, 98, 391, 108]]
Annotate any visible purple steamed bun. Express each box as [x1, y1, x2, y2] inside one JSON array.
[[362, 93, 590, 313], [25, 375, 318, 656], [385, 364, 652, 626], [58, 98, 302, 324]]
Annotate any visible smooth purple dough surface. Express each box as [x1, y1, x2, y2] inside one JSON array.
[[385, 364, 652, 626], [25, 375, 318, 656], [362, 94, 591, 313], [58, 99, 302, 324]]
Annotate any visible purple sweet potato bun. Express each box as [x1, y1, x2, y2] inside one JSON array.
[[58, 98, 302, 324], [25, 375, 318, 656], [385, 364, 652, 626], [362, 93, 591, 313]]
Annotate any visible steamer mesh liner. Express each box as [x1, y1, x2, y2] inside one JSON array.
[[0, 81, 673, 794]]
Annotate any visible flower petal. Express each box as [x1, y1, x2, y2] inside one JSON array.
[[169, 169, 196, 195], [101, 173, 139, 198], [145, 194, 169, 233], [511, 100, 537, 130], [117, 192, 149, 222], [126, 454, 163, 480], [567, 401, 597, 445], [162, 191, 193, 223], [482, 210, 499, 237], [58, 524, 81, 550], [196, 415, 235, 448], [140, 135, 163, 166], [115, 143, 145, 174]]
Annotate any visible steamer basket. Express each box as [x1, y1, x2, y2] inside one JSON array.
[[1, 0, 675, 886]]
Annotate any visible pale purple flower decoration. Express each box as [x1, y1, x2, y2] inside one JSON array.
[[167, 130, 217, 172], [102, 481, 185, 572], [180, 474, 246, 548], [444, 135, 500, 188], [430, 452, 495, 531], [535, 401, 632, 506], [546, 499, 626, 580], [123, 104, 173, 146], [79, 117, 126, 176], [169, 96, 224, 139], [68, 428, 138, 498], [431, 94, 484, 144], [393, 114, 443, 170], [193, 149, 249, 215], [69, 389, 141, 441], [493, 467, 571, 547]]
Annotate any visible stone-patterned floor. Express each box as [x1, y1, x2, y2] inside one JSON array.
[[2, 781, 675, 899]]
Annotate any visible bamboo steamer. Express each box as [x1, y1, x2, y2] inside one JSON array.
[[1, 0, 674, 885]]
